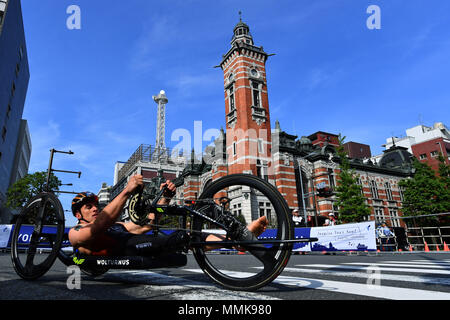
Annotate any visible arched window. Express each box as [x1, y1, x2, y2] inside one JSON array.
[[228, 84, 235, 111], [369, 180, 379, 199], [385, 182, 393, 201]]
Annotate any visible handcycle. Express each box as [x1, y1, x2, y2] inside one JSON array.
[[10, 171, 317, 291]]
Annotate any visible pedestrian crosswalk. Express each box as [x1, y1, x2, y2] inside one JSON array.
[[278, 258, 450, 299], [101, 258, 450, 300]]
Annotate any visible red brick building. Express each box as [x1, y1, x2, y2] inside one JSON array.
[[112, 19, 415, 228], [412, 137, 449, 172], [176, 19, 414, 227]]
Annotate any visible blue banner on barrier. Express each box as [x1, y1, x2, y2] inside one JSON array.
[[1, 221, 376, 252], [2, 225, 72, 249]]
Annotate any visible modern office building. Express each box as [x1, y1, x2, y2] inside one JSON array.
[[377, 122, 450, 172], [0, 0, 30, 223]]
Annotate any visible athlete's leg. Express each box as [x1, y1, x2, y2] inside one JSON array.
[[202, 216, 269, 251]]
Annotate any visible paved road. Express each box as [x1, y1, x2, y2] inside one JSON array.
[[1, 251, 450, 302]]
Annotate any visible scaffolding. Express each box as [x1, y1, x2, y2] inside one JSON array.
[[116, 144, 175, 183]]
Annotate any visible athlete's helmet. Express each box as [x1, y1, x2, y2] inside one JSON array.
[[71, 192, 99, 215]]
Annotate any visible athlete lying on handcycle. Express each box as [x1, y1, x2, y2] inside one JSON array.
[[68, 174, 268, 257]]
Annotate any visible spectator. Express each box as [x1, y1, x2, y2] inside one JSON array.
[[292, 209, 303, 227], [376, 222, 394, 251], [323, 213, 337, 226]]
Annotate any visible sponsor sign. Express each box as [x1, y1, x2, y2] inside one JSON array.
[[293, 221, 377, 252]]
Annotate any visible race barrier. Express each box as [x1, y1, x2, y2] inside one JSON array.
[[0, 225, 13, 248], [0, 221, 376, 252], [0, 224, 72, 249], [289, 221, 377, 252]]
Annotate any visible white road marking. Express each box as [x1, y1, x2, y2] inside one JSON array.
[[281, 267, 450, 286], [344, 262, 450, 269], [185, 268, 450, 300], [296, 264, 450, 275], [105, 270, 277, 300], [384, 260, 450, 266]]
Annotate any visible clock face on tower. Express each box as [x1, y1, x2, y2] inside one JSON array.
[[250, 68, 259, 78]]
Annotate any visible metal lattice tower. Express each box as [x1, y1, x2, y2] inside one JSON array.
[[152, 90, 168, 157]]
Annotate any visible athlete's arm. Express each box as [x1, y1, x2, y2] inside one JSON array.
[[69, 175, 144, 246]]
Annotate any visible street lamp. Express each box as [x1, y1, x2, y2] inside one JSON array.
[[298, 169, 308, 225]]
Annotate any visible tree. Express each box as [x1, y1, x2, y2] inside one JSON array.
[[437, 154, 450, 225], [6, 171, 61, 212], [438, 154, 450, 190], [399, 157, 449, 226], [334, 135, 371, 223]]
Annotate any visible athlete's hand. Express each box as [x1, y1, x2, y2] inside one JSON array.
[[160, 180, 176, 199], [125, 174, 144, 195]]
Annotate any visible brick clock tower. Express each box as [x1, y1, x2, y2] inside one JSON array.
[[219, 18, 272, 180]]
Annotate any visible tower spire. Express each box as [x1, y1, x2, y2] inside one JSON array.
[[152, 90, 168, 160]]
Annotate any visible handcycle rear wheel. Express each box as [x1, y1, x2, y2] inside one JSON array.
[[10, 192, 65, 280], [191, 174, 294, 291]]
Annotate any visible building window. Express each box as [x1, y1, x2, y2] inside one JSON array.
[[385, 182, 393, 201], [419, 153, 427, 160], [389, 209, 400, 228], [233, 142, 237, 156], [328, 168, 335, 189], [257, 139, 264, 154], [228, 85, 235, 111], [399, 185, 405, 202], [284, 154, 290, 166], [356, 177, 364, 196], [15, 63, 20, 77], [374, 207, 384, 223], [11, 82, 16, 96], [259, 201, 273, 224], [256, 159, 268, 181], [430, 150, 439, 158], [369, 180, 379, 199], [252, 81, 260, 107]]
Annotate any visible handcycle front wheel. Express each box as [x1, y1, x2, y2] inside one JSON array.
[[191, 174, 294, 291], [10, 192, 65, 280]]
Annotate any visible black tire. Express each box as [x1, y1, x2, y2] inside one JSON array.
[[191, 174, 294, 291], [10, 192, 65, 280]]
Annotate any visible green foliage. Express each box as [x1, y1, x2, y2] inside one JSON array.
[[6, 171, 61, 211], [399, 156, 450, 226], [334, 135, 371, 223]]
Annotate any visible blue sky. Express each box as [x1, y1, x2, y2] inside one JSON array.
[[20, 0, 450, 226]]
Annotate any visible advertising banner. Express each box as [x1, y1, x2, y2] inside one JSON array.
[[0, 225, 13, 248], [293, 221, 377, 252], [2, 225, 72, 249]]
